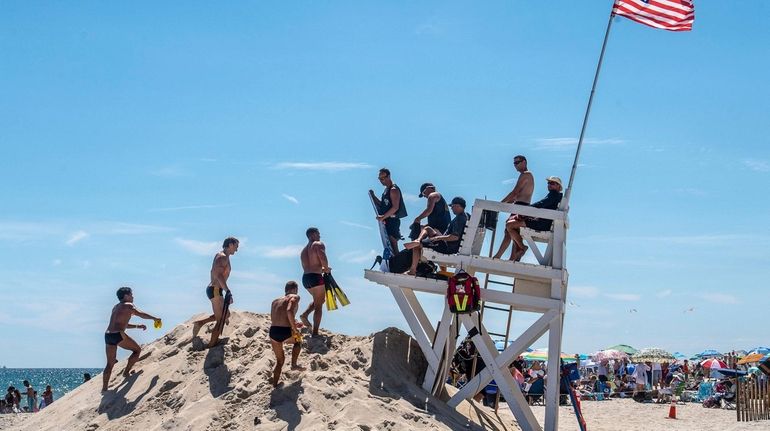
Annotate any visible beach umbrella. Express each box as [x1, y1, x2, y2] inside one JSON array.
[[606, 344, 637, 355], [672, 352, 688, 360], [748, 347, 770, 355], [631, 347, 675, 363], [697, 349, 721, 358], [593, 349, 629, 362], [748, 366, 762, 375], [710, 367, 747, 377], [700, 358, 727, 369], [737, 353, 766, 365], [521, 349, 577, 362]]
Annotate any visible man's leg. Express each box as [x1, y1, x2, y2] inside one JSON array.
[[493, 215, 516, 259], [271, 339, 285, 387], [307, 285, 325, 336], [192, 314, 216, 337], [290, 339, 304, 370], [102, 344, 118, 391], [118, 335, 142, 377], [407, 246, 422, 275], [207, 296, 225, 348], [507, 219, 528, 261]]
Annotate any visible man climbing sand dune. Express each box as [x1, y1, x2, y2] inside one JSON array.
[[270, 281, 306, 387], [299, 227, 331, 336], [193, 236, 238, 348], [102, 287, 162, 392]]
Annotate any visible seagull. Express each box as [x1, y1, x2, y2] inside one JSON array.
[[683, 307, 695, 313], [568, 301, 580, 307], [628, 308, 637, 313]]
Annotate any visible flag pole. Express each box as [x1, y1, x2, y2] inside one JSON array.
[[563, 8, 616, 209]]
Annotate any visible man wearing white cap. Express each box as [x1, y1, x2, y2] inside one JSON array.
[[503, 176, 563, 261]]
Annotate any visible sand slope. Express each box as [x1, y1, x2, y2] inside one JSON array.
[[12, 311, 484, 431]]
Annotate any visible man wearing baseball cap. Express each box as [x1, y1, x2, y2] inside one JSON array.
[[504, 176, 563, 261], [412, 183, 451, 234], [404, 197, 470, 275]]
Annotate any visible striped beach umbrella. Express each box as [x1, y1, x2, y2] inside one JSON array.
[[700, 358, 727, 369]]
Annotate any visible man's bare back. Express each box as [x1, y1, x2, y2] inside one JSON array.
[[300, 241, 325, 274], [271, 294, 299, 327]]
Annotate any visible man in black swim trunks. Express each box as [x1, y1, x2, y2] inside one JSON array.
[[504, 176, 563, 261], [270, 281, 305, 387], [494, 155, 535, 259], [369, 167, 407, 253], [193, 236, 238, 348], [298, 227, 330, 336], [102, 287, 161, 392]]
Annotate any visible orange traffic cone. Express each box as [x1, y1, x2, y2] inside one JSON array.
[[666, 400, 677, 419]]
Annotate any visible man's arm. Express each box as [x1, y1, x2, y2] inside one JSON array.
[[413, 193, 439, 224], [213, 255, 230, 291], [377, 187, 401, 220], [531, 193, 561, 210], [313, 241, 331, 272], [131, 304, 160, 322], [286, 295, 299, 333]]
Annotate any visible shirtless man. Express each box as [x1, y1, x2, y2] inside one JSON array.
[[269, 281, 305, 387], [493, 155, 534, 259], [298, 227, 330, 336], [193, 236, 239, 348], [102, 287, 161, 392]]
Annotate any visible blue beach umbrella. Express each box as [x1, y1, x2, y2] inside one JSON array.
[[710, 367, 747, 378], [748, 347, 770, 355], [673, 352, 688, 360], [697, 349, 721, 358]]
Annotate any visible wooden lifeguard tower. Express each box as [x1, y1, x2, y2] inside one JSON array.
[[364, 199, 569, 431]]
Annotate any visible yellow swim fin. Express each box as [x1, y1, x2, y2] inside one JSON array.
[[329, 274, 350, 306], [325, 284, 337, 311]]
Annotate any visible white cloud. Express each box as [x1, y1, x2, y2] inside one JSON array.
[[569, 285, 600, 298], [656, 289, 673, 298], [403, 194, 421, 203], [743, 159, 770, 172], [175, 238, 220, 256], [147, 204, 232, 212], [66, 230, 89, 246], [272, 162, 373, 172], [282, 194, 299, 204], [340, 221, 373, 230], [534, 137, 625, 151], [702, 293, 739, 305], [339, 249, 378, 264], [604, 293, 641, 301], [260, 245, 304, 258], [52, 259, 62, 266]]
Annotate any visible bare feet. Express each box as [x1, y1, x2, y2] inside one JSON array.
[[513, 245, 528, 262], [291, 364, 306, 371], [192, 322, 202, 337], [406, 270, 416, 276], [300, 314, 312, 333]]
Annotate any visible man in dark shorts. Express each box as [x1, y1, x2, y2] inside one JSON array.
[[494, 155, 535, 259], [369, 167, 407, 252], [299, 227, 331, 336], [193, 236, 238, 348], [102, 286, 161, 392], [504, 176, 563, 261], [412, 182, 451, 234], [270, 281, 305, 387], [404, 197, 470, 275]]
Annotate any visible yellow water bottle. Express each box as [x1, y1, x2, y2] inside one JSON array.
[[154, 319, 162, 329]]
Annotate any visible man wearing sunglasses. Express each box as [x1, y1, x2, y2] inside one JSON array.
[[493, 155, 534, 259], [503, 176, 563, 261]]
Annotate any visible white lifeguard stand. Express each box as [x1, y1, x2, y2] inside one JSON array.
[[364, 199, 568, 431]]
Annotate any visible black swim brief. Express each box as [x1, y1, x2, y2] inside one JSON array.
[[206, 284, 223, 299], [269, 326, 293, 343], [104, 332, 123, 346], [524, 218, 553, 232], [302, 273, 324, 289]]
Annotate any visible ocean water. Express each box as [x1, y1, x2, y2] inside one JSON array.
[[1, 368, 102, 402]]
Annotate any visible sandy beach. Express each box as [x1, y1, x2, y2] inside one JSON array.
[[1, 312, 765, 431]]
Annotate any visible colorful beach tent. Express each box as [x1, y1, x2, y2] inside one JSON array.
[[606, 344, 637, 355]]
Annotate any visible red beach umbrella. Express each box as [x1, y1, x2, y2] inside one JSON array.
[[700, 358, 727, 369]]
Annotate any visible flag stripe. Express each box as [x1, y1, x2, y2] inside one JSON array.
[[612, 0, 695, 31]]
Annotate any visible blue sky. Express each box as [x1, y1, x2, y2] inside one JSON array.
[[1, 1, 768, 367]]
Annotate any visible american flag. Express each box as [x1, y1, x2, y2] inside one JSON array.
[[612, 0, 695, 32]]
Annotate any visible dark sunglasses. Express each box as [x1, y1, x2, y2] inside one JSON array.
[[513, 160, 523, 165]]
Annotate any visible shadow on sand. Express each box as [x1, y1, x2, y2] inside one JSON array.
[[268, 380, 304, 431], [204, 338, 232, 397], [98, 371, 159, 420]]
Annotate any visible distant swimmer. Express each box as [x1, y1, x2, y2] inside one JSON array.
[[494, 155, 534, 259], [299, 227, 330, 336], [369, 167, 407, 253], [193, 237, 239, 348], [102, 287, 161, 392], [269, 281, 305, 387]]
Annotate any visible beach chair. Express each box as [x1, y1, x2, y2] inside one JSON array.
[[483, 380, 499, 407], [696, 381, 714, 402], [525, 378, 545, 405]]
